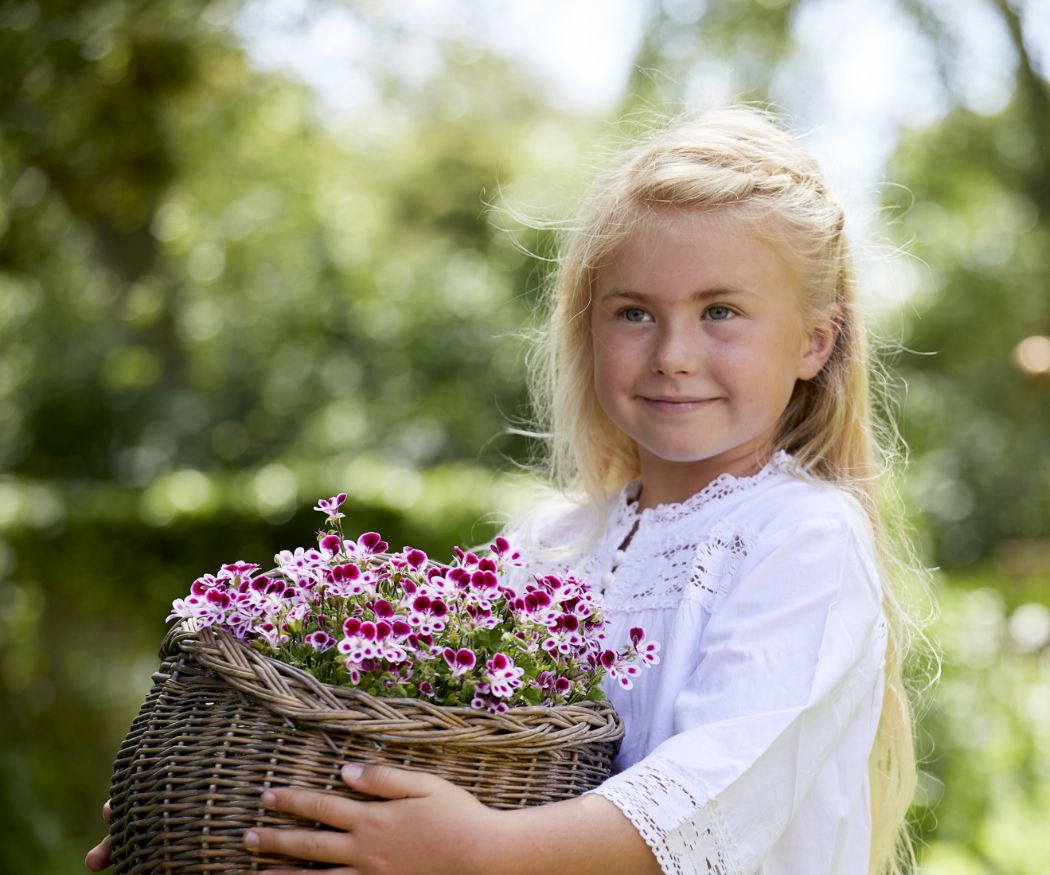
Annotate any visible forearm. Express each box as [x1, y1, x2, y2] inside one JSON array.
[[489, 792, 660, 875]]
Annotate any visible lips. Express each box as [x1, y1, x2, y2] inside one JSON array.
[[644, 396, 709, 403], [641, 396, 718, 412]]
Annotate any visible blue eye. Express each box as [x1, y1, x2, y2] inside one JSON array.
[[705, 305, 735, 321], [620, 307, 649, 322]]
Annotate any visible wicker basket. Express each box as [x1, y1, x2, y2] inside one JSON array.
[[108, 620, 624, 873]]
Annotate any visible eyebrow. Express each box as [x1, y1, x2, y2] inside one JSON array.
[[601, 286, 754, 302]]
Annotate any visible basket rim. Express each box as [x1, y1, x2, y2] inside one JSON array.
[[163, 620, 624, 749]]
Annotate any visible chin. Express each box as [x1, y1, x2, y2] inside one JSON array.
[[643, 447, 717, 465]]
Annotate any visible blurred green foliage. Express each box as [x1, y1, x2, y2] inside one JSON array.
[[888, 94, 1050, 567], [0, 0, 1047, 872], [914, 578, 1050, 875], [1, 1, 568, 868]]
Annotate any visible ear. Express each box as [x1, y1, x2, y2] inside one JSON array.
[[796, 306, 841, 381]]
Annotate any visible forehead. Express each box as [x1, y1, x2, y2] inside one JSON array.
[[596, 206, 803, 297]]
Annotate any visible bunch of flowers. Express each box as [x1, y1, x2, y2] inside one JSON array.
[[168, 492, 660, 713]]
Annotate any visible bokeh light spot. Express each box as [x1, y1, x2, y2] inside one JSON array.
[[252, 463, 298, 520], [187, 243, 227, 283], [1013, 335, 1050, 376], [1009, 603, 1050, 652]]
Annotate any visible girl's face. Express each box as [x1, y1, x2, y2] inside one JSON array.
[[591, 207, 834, 496]]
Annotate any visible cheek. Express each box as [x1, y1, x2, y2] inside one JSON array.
[[711, 339, 796, 403], [592, 356, 618, 411], [706, 335, 757, 378], [592, 331, 627, 384], [590, 334, 615, 405]]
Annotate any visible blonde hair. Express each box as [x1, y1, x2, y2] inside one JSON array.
[[524, 106, 931, 874]]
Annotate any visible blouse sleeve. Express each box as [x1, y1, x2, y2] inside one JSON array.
[[589, 512, 889, 875]]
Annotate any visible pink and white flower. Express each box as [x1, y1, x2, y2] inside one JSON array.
[[314, 492, 347, 523], [168, 490, 658, 711], [483, 652, 525, 698], [442, 647, 477, 678]]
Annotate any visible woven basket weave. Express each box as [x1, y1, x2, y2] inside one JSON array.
[[108, 620, 624, 873]]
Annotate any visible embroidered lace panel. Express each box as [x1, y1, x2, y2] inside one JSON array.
[[591, 758, 742, 875], [599, 520, 754, 613]]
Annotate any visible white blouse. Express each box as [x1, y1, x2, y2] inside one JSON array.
[[517, 452, 888, 875]]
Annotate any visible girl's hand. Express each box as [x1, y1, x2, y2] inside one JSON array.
[[246, 762, 502, 875], [84, 799, 112, 871]]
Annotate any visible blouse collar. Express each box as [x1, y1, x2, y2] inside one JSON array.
[[614, 450, 794, 527]]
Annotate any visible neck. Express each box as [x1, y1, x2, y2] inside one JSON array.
[[634, 449, 774, 511]]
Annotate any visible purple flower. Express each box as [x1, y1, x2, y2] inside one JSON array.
[[338, 618, 380, 663], [471, 692, 509, 715], [325, 563, 375, 599], [405, 594, 448, 634], [442, 647, 477, 678], [484, 652, 524, 699], [355, 532, 388, 556], [489, 536, 523, 566], [168, 495, 660, 710], [189, 574, 220, 597], [305, 631, 336, 652], [453, 547, 480, 567], [470, 569, 499, 594], [630, 629, 661, 667], [248, 575, 275, 593], [609, 661, 641, 690], [541, 613, 584, 656], [328, 562, 359, 585], [319, 533, 343, 556], [403, 548, 427, 570], [166, 595, 223, 626], [463, 602, 499, 631], [337, 617, 408, 664], [218, 562, 260, 583], [314, 492, 347, 523], [205, 588, 232, 610], [254, 622, 289, 647], [275, 547, 325, 584]]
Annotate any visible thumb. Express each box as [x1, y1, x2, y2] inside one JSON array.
[[340, 762, 444, 800]]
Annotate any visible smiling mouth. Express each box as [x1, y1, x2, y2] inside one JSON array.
[[641, 397, 718, 412]]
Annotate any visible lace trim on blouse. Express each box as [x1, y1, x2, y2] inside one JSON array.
[[614, 450, 794, 528], [592, 758, 741, 875], [587, 453, 792, 610]]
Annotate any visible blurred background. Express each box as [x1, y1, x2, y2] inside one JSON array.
[[1, 0, 1048, 871]]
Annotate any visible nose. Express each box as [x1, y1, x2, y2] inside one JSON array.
[[651, 321, 697, 376]]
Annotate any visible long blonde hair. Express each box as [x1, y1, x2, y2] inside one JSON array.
[[525, 106, 931, 874]]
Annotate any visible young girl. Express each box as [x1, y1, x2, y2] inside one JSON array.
[[87, 106, 925, 874]]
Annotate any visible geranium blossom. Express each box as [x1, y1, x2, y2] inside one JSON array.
[[629, 626, 662, 666], [483, 652, 525, 698], [314, 492, 347, 523], [167, 490, 659, 710], [442, 647, 477, 678]]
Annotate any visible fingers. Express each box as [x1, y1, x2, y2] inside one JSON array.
[[85, 799, 113, 871], [339, 761, 446, 800], [260, 787, 359, 831], [245, 825, 354, 864], [84, 835, 111, 871]]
